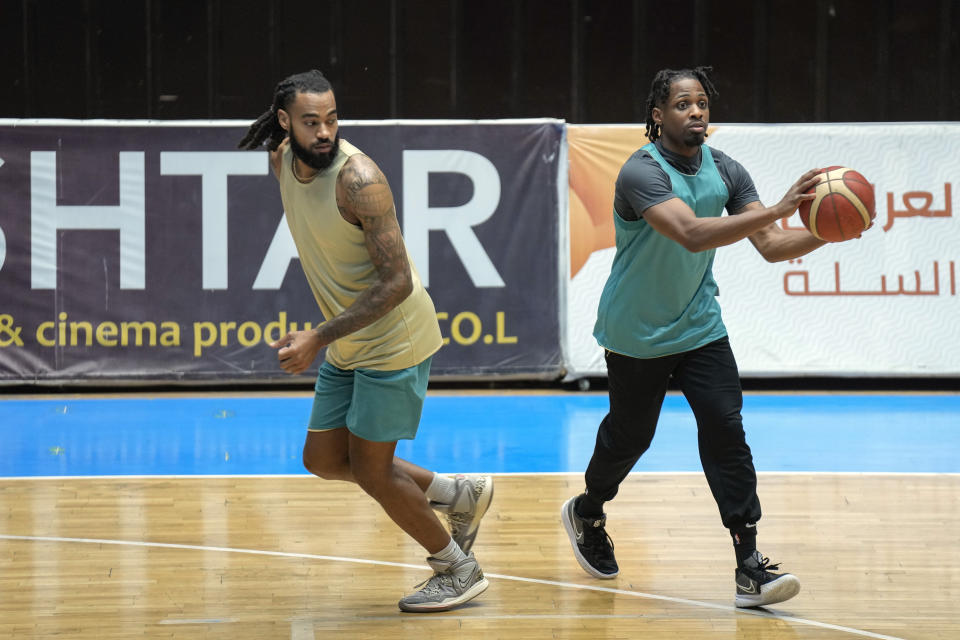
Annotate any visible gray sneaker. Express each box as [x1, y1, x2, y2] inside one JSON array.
[[430, 475, 494, 553], [735, 550, 801, 608], [397, 552, 489, 613]]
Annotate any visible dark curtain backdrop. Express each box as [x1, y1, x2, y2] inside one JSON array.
[[2, 0, 958, 123]]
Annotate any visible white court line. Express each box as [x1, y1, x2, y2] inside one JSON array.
[[0, 533, 904, 640]]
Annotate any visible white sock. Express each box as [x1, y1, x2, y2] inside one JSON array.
[[431, 537, 467, 565], [424, 473, 457, 505]]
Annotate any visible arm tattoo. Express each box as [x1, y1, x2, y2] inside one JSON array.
[[317, 156, 413, 344]]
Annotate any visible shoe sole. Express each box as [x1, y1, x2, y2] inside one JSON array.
[[560, 496, 618, 580], [735, 574, 801, 608], [398, 577, 490, 613], [454, 476, 494, 553]]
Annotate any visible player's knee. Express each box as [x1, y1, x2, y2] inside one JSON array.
[[600, 420, 653, 457], [303, 449, 348, 481], [302, 455, 332, 479]]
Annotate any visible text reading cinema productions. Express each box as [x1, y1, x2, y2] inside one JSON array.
[[0, 310, 517, 357]]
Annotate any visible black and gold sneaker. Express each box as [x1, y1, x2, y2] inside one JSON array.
[[735, 550, 801, 608]]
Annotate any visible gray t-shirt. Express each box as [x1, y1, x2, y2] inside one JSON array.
[[614, 139, 760, 221]]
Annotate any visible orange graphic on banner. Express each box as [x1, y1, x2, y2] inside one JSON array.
[[567, 124, 715, 277]]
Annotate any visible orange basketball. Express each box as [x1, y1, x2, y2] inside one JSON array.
[[798, 166, 876, 242]]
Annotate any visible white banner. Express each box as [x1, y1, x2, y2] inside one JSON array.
[[565, 123, 960, 378]]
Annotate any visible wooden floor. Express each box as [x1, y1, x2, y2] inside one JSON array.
[[1, 473, 957, 639]]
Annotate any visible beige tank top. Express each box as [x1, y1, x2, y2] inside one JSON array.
[[278, 140, 442, 370]]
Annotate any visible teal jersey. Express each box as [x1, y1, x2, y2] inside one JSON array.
[[593, 143, 730, 358]]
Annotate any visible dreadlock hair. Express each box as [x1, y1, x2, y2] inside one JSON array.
[[643, 66, 719, 143], [237, 70, 333, 151]]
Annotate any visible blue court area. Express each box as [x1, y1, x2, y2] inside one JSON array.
[[1, 393, 958, 477]]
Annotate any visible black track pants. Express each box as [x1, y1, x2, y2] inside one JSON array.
[[584, 337, 762, 530]]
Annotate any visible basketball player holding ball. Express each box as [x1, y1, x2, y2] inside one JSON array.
[[562, 66, 870, 608]]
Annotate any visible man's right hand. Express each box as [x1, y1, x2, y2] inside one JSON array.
[[270, 329, 325, 375], [774, 168, 822, 218]]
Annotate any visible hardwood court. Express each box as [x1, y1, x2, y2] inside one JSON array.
[[1, 473, 957, 639]]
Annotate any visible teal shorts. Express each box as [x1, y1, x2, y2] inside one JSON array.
[[307, 357, 432, 442]]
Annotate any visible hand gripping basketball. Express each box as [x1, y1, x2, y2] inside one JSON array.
[[798, 166, 877, 242]]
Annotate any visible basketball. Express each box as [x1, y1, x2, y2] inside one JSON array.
[[798, 166, 876, 242]]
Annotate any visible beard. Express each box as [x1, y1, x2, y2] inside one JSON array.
[[289, 132, 340, 171], [683, 129, 707, 147]]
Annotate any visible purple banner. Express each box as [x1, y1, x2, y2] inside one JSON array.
[[0, 120, 563, 383]]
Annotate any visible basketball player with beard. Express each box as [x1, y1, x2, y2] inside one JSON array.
[[238, 70, 493, 613], [561, 66, 846, 608]]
